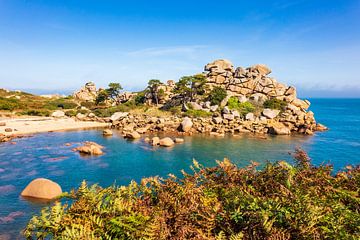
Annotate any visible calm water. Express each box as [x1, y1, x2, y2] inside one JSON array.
[[0, 99, 359, 238]]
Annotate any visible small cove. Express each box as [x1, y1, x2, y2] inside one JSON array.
[[0, 98, 360, 238]]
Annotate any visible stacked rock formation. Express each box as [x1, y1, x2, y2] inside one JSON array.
[[73, 82, 98, 102], [204, 59, 316, 134], [145, 80, 176, 105]]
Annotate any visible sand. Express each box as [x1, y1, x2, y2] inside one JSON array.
[[0, 117, 109, 136]]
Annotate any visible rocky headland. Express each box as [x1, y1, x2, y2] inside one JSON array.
[[71, 59, 327, 137], [0, 59, 327, 141]]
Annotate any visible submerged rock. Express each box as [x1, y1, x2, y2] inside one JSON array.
[[174, 138, 184, 143], [124, 131, 141, 139], [103, 129, 113, 136], [21, 178, 62, 200], [73, 141, 104, 155]]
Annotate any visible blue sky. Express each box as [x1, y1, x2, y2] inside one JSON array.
[[0, 0, 359, 97]]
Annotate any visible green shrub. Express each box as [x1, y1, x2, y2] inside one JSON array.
[[227, 97, 255, 115], [65, 110, 77, 117], [227, 96, 241, 109], [24, 149, 360, 239], [80, 101, 95, 109], [184, 109, 212, 118], [263, 98, 287, 110], [44, 99, 78, 110], [21, 109, 51, 117], [134, 92, 146, 105], [0, 97, 19, 111], [208, 86, 227, 106]]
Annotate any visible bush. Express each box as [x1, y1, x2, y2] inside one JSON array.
[[24, 149, 360, 239], [134, 92, 146, 105], [21, 109, 51, 117], [65, 110, 77, 117], [0, 97, 19, 111], [208, 87, 227, 106], [44, 99, 78, 110], [184, 109, 212, 118], [227, 97, 255, 115], [263, 98, 287, 110], [80, 101, 95, 109]]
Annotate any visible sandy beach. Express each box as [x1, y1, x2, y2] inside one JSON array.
[[0, 117, 109, 136]]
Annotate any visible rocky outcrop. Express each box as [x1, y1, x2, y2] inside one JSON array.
[[145, 80, 176, 105], [73, 141, 104, 155], [181, 117, 193, 132], [73, 82, 98, 102], [203, 59, 317, 134], [159, 137, 175, 147], [21, 178, 62, 200]]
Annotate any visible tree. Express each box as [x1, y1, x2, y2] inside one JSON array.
[[147, 79, 162, 105], [106, 83, 123, 101], [208, 86, 227, 106], [173, 74, 207, 103], [95, 90, 109, 105]]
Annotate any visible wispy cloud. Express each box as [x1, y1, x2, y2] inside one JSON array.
[[126, 45, 208, 57]]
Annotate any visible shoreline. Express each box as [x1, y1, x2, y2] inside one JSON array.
[[0, 116, 109, 138]]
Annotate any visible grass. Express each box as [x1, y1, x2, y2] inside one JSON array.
[[24, 149, 360, 239], [0, 89, 78, 116]]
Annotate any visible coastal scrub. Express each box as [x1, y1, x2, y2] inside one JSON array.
[[24, 150, 360, 239]]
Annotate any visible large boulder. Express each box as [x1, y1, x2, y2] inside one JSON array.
[[262, 109, 280, 119], [205, 59, 234, 72], [124, 131, 141, 139], [268, 122, 291, 135], [21, 178, 62, 200], [73, 141, 104, 155], [181, 117, 193, 132], [110, 112, 129, 122], [73, 82, 98, 102], [150, 137, 160, 146], [251, 64, 271, 76], [103, 129, 113, 136], [159, 137, 175, 147], [51, 110, 65, 118]]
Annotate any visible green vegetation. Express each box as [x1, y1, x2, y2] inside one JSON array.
[[0, 89, 78, 115], [0, 97, 19, 111], [173, 74, 207, 103], [20, 109, 51, 117], [227, 96, 255, 115], [263, 98, 287, 111], [96, 82, 123, 104], [184, 109, 212, 118], [147, 79, 162, 105], [24, 150, 360, 239], [208, 86, 227, 106], [134, 91, 146, 105]]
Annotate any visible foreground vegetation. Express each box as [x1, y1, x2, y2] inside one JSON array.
[[24, 150, 359, 239]]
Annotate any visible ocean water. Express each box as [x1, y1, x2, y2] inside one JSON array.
[[0, 98, 359, 238]]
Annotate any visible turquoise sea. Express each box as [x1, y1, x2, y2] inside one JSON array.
[[0, 99, 359, 238]]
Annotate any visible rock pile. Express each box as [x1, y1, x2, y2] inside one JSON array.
[[204, 59, 317, 134], [73, 141, 104, 155], [73, 82, 98, 102], [145, 80, 176, 105]]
